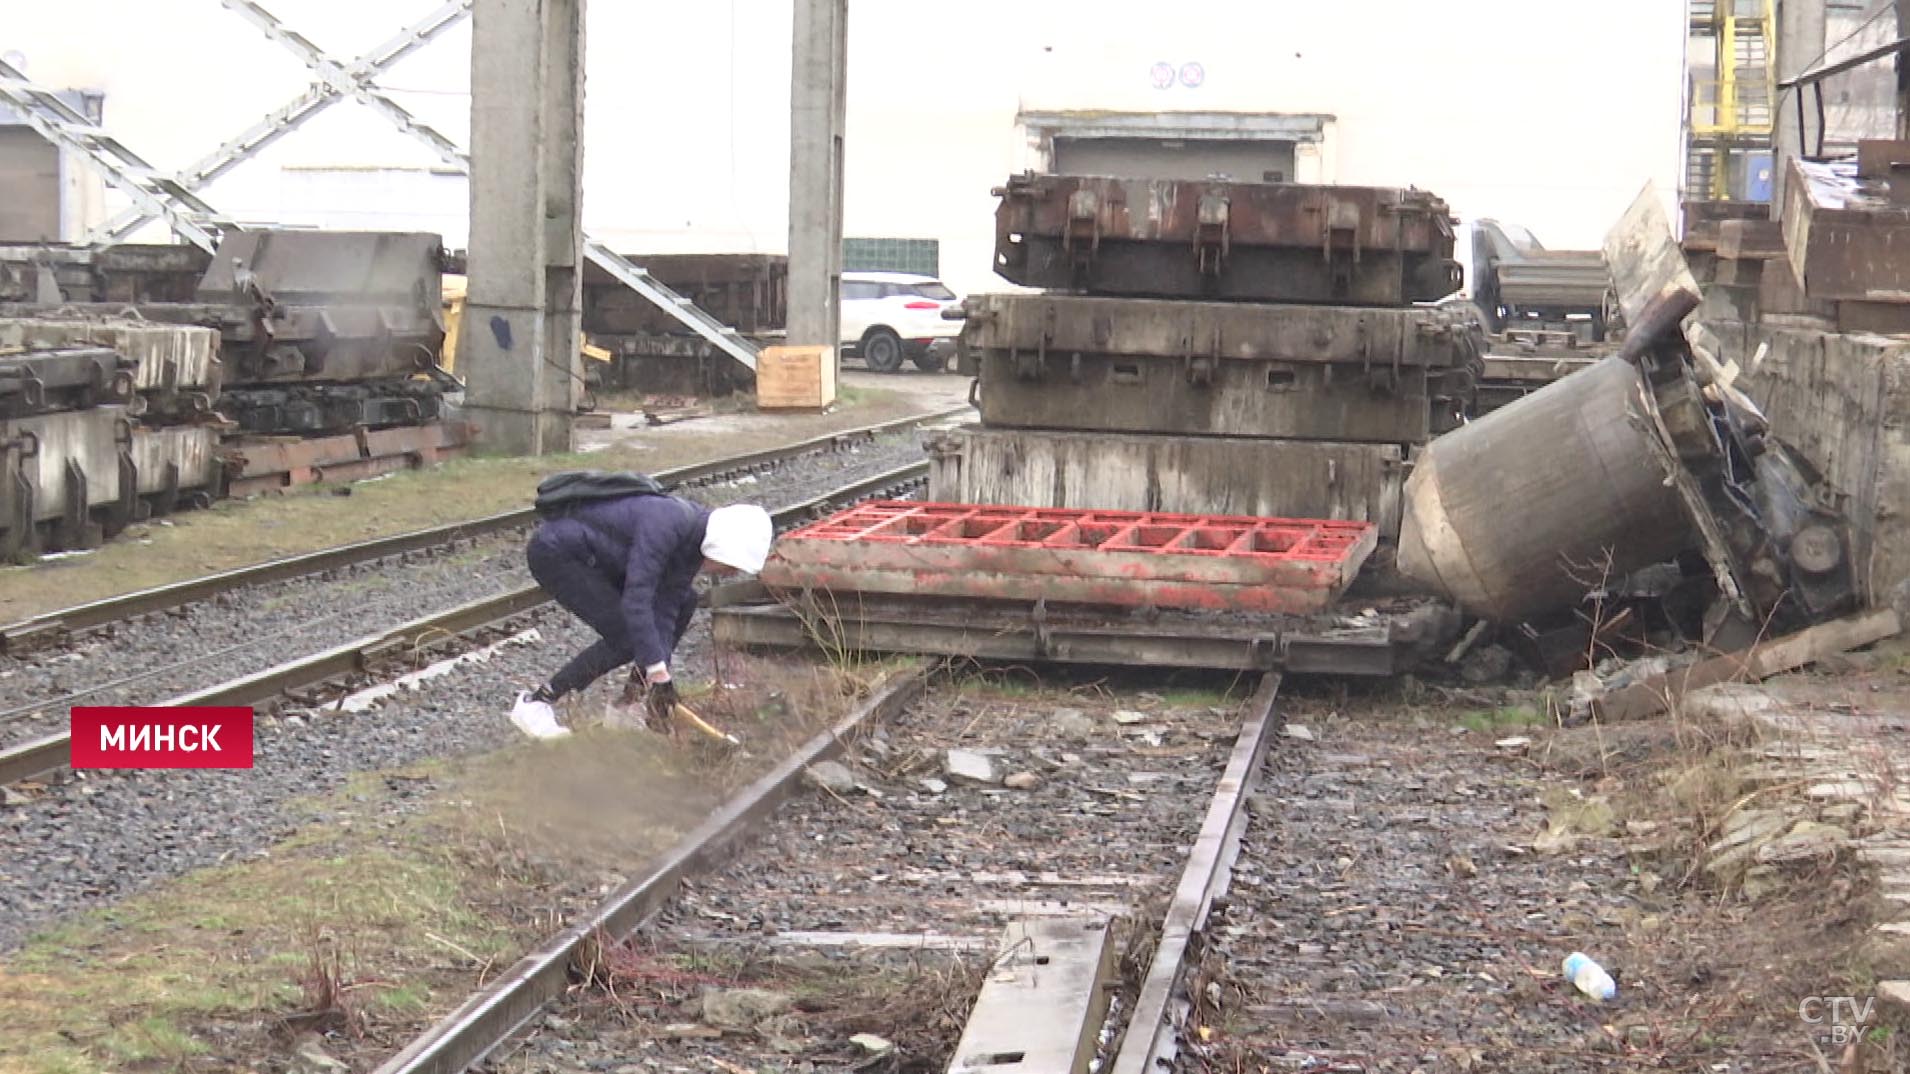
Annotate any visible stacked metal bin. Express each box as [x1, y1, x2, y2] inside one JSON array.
[[0, 318, 222, 561], [930, 172, 1482, 546]]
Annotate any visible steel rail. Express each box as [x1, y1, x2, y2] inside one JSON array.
[[1109, 671, 1283, 1074], [358, 659, 1280, 1074], [371, 670, 928, 1074], [0, 461, 931, 788], [0, 406, 967, 651]]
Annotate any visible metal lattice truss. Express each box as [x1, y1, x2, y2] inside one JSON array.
[[0, 55, 238, 251], [0, 0, 758, 372]]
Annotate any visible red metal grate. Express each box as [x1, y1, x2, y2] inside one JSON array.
[[762, 501, 1377, 614]]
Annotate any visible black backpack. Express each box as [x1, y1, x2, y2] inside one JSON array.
[[533, 470, 670, 517]]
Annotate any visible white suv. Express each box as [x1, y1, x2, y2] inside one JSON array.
[[840, 271, 962, 372]]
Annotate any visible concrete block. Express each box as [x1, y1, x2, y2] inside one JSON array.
[[1733, 326, 1910, 605], [925, 424, 1404, 542]]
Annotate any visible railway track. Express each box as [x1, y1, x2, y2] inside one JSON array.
[[0, 406, 967, 654], [365, 670, 1282, 1074], [0, 455, 934, 789]]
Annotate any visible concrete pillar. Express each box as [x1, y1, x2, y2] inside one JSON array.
[[1774, 0, 1827, 210], [1899, 0, 1910, 138], [787, 0, 848, 357], [459, 0, 586, 456]]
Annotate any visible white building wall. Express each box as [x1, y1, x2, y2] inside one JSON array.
[[8, 0, 1684, 299]]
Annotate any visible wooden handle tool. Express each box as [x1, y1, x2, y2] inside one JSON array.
[[673, 702, 742, 746]]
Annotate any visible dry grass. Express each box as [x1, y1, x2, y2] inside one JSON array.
[[579, 935, 989, 1072], [0, 655, 880, 1074], [280, 933, 366, 1042]]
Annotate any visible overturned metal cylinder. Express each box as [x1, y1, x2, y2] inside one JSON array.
[[1396, 356, 1693, 623]]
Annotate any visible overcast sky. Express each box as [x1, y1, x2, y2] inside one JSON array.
[[8, 0, 1687, 292]]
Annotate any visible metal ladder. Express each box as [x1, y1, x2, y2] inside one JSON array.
[[0, 56, 236, 253], [1682, 0, 1774, 203], [581, 242, 759, 369], [1730, 15, 1773, 131], [219, 0, 760, 373]]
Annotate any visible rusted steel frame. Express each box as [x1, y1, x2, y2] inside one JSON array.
[[2, 461, 938, 784], [1110, 672, 1283, 1074], [0, 408, 961, 650], [369, 670, 927, 1074], [1779, 155, 1910, 302], [225, 424, 476, 494], [963, 293, 1468, 368], [711, 602, 1401, 677], [767, 504, 1375, 587], [762, 565, 1345, 615], [999, 174, 1451, 251]]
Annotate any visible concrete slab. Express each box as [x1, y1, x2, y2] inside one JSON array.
[[947, 917, 1116, 1074]]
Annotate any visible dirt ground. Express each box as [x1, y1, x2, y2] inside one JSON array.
[[5, 651, 1908, 1073], [1184, 669, 1906, 1074], [0, 380, 968, 624]]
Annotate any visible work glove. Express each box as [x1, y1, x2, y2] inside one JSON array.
[[644, 678, 680, 733]]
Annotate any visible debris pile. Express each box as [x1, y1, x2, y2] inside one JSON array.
[[1399, 185, 1889, 699]]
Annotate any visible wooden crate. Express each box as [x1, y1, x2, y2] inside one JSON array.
[[756, 344, 837, 410]]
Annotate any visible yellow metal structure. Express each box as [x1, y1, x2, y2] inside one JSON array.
[[1685, 0, 1776, 202], [438, 273, 611, 376], [441, 273, 466, 374]]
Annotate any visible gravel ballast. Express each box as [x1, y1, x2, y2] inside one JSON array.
[[0, 437, 927, 951], [0, 432, 927, 750], [477, 683, 1244, 1074]]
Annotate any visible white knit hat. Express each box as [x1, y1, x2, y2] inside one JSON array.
[[703, 504, 773, 573]]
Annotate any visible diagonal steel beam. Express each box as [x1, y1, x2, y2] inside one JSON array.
[[217, 0, 760, 372], [90, 0, 473, 244], [80, 0, 752, 372], [0, 58, 232, 252], [218, 0, 472, 170]]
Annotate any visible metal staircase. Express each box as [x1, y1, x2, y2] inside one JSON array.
[[1684, 0, 1776, 204]]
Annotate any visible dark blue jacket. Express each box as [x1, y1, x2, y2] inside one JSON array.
[[534, 494, 711, 669]]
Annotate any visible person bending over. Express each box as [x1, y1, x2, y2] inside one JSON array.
[[510, 490, 771, 739]]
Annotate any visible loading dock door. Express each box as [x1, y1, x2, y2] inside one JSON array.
[[1051, 136, 1297, 183]]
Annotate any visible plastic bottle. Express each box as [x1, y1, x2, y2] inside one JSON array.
[[1562, 952, 1616, 1002]]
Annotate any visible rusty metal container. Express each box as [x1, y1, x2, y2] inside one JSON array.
[[1780, 155, 1910, 304], [993, 173, 1461, 305], [0, 242, 210, 305], [925, 423, 1406, 541], [1396, 355, 1693, 623], [967, 293, 1477, 444], [193, 230, 448, 386]]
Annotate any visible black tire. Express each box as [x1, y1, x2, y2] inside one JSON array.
[[862, 328, 905, 373], [910, 349, 948, 372]]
